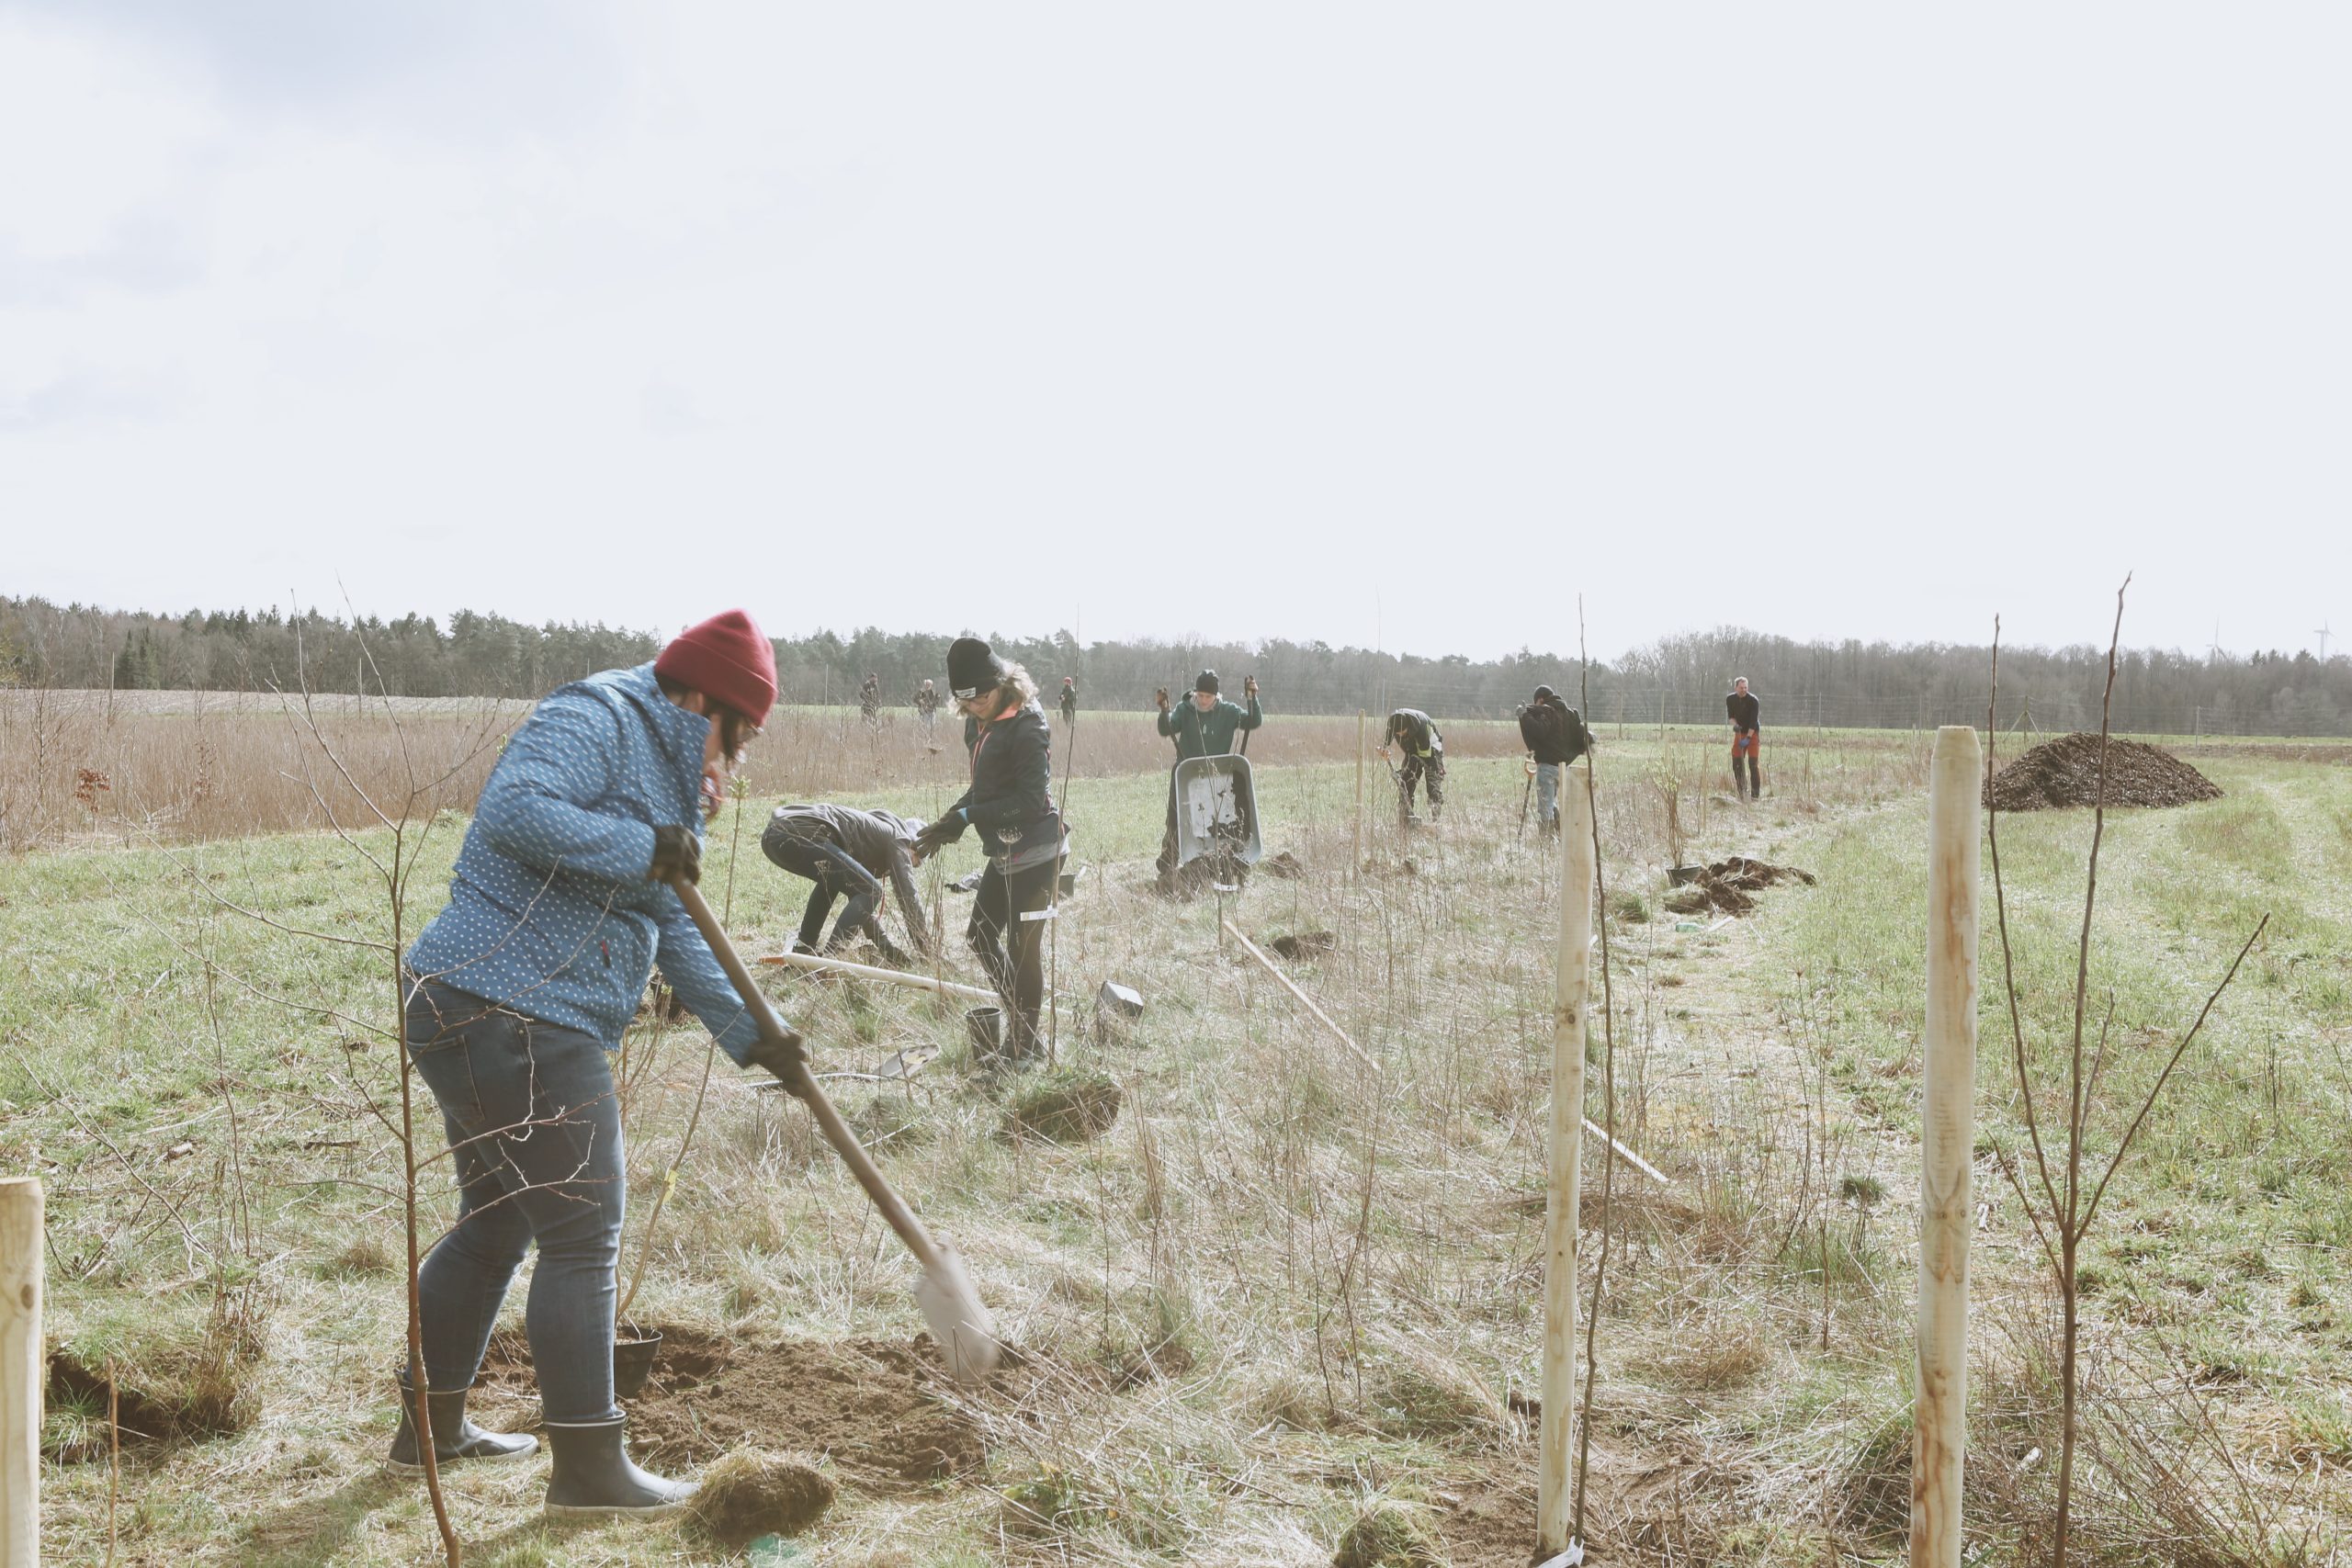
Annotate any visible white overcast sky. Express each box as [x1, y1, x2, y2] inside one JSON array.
[[2, 4, 2343, 660]]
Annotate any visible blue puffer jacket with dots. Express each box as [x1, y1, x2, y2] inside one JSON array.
[[405, 662, 773, 1062]]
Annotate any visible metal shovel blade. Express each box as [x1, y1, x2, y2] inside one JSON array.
[[914, 1243, 1001, 1385]]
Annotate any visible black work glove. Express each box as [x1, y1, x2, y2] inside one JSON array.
[[742, 1025, 808, 1092], [649, 824, 702, 885], [911, 811, 966, 859], [1154, 687, 1170, 712]]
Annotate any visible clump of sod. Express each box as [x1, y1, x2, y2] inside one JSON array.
[[1001, 1071, 1123, 1144], [1332, 1499, 1442, 1568], [685, 1449, 835, 1547]]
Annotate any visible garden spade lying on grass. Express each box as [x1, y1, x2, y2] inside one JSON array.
[[673, 877, 1001, 1385]]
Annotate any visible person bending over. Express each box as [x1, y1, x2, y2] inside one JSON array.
[[1380, 707, 1445, 823], [762, 803, 935, 967]]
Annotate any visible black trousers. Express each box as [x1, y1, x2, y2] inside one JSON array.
[[969, 853, 1055, 1037], [1400, 750, 1445, 814]]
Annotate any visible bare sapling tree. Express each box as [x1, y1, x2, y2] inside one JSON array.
[[1571, 598, 1619, 1547], [1984, 581, 2267, 1567]]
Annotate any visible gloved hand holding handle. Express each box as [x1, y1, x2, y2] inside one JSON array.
[[649, 824, 702, 885]]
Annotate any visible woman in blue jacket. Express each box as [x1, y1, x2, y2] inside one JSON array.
[[912, 637, 1064, 1068], [395, 609, 804, 1517]]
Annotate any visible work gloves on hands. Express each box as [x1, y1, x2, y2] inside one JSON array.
[[1243, 676, 1259, 697], [910, 811, 967, 863], [741, 1023, 809, 1094], [1154, 687, 1170, 712], [649, 824, 702, 885]]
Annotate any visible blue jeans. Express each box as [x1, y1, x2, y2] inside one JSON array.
[[403, 979, 625, 1424], [1535, 761, 1561, 826]]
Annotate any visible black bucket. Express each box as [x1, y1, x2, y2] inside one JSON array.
[[612, 1332, 662, 1401], [967, 1006, 1003, 1060]]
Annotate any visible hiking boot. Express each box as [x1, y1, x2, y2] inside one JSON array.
[[543, 1416, 695, 1519], [387, 1379, 537, 1475]]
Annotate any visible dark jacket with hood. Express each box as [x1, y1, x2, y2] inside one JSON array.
[[1519, 696, 1591, 766], [943, 699, 1059, 859]]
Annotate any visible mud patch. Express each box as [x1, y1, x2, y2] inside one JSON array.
[[1270, 930, 1337, 960], [1432, 1482, 1539, 1567], [1663, 856, 1815, 918], [477, 1327, 987, 1491], [1262, 850, 1308, 879], [1985, 732, 2222, 812]]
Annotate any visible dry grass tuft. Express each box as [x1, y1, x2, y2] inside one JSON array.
[[1332, 1498, 1442, 1568], [685, 1448, 837, 1546]]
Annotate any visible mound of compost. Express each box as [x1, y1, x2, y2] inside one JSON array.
[[477, 1326, 987, 1489], [1984, 733, 2222, 812]]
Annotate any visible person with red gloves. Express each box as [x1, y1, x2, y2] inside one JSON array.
[[397, 610, 805, 1520]]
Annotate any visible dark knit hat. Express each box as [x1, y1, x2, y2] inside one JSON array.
[[947, 637, 1004, 699], [655, 610, 776, 726], [1193, 670, 1219, 695], [1532, 684, 1555, 700]]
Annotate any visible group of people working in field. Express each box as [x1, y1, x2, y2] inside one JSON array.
[[388, 612, 1766, 1521]]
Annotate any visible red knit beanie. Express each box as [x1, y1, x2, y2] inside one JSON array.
[[655, 609, 776, 727]]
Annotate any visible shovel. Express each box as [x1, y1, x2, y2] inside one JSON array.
[[673, 877, 1001, 1384]]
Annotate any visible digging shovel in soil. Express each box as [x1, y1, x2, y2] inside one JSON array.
[[673, 878, 1001, 1385]]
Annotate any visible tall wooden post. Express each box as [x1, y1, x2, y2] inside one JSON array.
[[1352, 709, 1366, 869], [1539, 761, 1594, 1555], [1, 1178, 41, 1567], [1913, 727, 1979, 1568]]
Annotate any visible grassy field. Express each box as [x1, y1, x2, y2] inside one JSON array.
[[6, 727, 2348, 1564]]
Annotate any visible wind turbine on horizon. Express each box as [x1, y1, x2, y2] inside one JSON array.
[[2318, 620, 2334, 660]]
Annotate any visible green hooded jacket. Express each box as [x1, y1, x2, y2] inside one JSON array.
[[1157, 694, 1263, 760]]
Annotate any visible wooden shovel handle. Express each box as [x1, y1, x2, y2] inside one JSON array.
[[672, 877, 944, 1272]]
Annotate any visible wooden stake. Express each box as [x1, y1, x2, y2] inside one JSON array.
[[1353, 709, 1366, 870], [2, 1177, 41, 1568], [1222, 921, 1380, 1073], [760, 948, 998, 1003], [1539, 762, 1594, 1556], [1913, 726, 1979, 1568]]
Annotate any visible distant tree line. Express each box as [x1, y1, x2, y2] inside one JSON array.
[[3, 596, 2346, 736]]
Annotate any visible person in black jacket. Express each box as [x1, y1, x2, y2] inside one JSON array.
[[1379, 708, 1445, 823], [761, 803, 935, 966], [1726, 676, 1761, 800], [1058, 676, 1079, 727], [1517, 684, 1591, 832], [912, 637, 1064, 1067]]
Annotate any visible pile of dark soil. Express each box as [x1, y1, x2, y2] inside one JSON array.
[[1663, 857, 1815, 918], [1984, 732, 2222, 812], [477, 1326, 987, 1489], [1262, 850, 1307, 879]]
